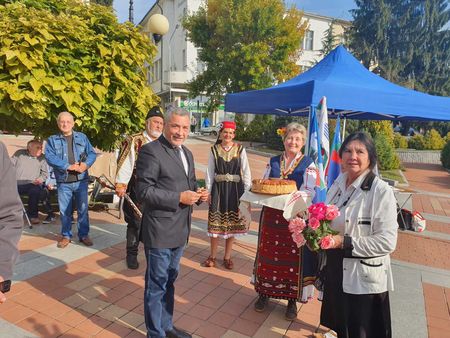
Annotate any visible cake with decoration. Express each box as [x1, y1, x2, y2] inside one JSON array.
[[251, 178, 297, 195]]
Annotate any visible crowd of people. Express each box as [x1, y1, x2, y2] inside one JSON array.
[[0, 106, 398, 338]]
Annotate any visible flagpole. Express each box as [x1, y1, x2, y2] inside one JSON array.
[[342, 117, 347, 140], [306, 105, 312, 155]]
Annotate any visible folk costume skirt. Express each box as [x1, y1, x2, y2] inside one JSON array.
[[254, 207, 316, 302], [320, 249, 392, 338]]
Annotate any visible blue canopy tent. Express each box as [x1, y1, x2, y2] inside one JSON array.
[[225, 45, 450, 121]]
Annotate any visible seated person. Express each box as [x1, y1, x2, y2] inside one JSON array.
[[11, 139, 48, 224], [41, 164, 57, 224]]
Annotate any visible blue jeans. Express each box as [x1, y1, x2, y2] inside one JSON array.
[[57, 180, 90, 239], [144, 246, 184, 338]]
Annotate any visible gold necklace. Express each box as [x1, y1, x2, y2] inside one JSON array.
[[280, 152, 304, 179]]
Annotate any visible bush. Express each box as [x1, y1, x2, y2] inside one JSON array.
[[265, 116, 296, 151], [238, 115, 273, 143], [441, 140, 450, 169], [234, 114, 247, 141], [424, 129, 446, 150], [393, 132, 408, 148], [446, 132, 450, 142], [374, 135, 400, 170], [361, 121, 395, 146], [408, 134, 426, 150]]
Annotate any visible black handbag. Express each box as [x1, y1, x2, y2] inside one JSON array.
[[314, 250, 327, 292], [397, 208, 413, 230]]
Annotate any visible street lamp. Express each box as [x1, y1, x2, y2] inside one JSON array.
[[148, 14, 169, 43], [129, 0, 134, 24], [169, 24, 180, 104], [146, 1, 169, 94]]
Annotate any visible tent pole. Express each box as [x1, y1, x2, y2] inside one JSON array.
[[306, 105, 312, 155], [342, 117, 347, 140]]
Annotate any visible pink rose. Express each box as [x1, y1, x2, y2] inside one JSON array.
[[319, 235, 336, 249], [308, 202, 327, 221], [308, 217, 320, 230], [325, 205, 340, 221], [292, 232, 306, 248], [288, 217, 306, 234]]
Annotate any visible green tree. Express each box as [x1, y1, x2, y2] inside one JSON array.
[[320, 20, 336, 57], [183, 0, 307, 111], [0, 0, 158, 150], [348, 0, 400, 81], [361, 120, 395, 146], [424, 129, 446, 150], [374, 134, 400, 170], [349, 0, 450, 95], [91, 0, 113, 6]]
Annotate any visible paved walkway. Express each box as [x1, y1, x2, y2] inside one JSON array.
[[1, 135, 449, 338]]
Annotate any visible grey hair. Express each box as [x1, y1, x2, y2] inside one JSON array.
[[164, 106, 189, 122], [283, 122, 307, 142], [27, 139, 42, 147], [57, 111, 74, 122]]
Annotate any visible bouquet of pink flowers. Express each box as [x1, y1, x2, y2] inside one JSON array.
[[288, 202, 340, 251]]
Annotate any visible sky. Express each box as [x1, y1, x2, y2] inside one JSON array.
[[113, 0, 356, 24]]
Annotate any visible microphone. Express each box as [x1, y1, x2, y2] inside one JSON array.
[[79, 152, 87, 165]]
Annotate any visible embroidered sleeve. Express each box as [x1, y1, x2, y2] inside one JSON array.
[[205, 147, 215, 193], [240, 148, 252, 191], [301, 162, 317, 197]]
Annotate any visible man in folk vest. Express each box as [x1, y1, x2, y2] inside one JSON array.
[[115, 106, 164, 269]]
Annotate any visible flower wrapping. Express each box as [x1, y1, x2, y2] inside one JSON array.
[[288, 202, 340, 251]]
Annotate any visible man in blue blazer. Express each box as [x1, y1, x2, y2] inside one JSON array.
[[136, 107, 208, 338]]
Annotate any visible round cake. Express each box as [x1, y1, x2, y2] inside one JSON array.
[[251, 178, 297, 195]]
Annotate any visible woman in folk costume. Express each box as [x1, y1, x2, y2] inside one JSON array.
[[203, 121, 251, 270], [253, 122, 317, 320]]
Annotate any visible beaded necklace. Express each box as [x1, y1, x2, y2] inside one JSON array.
[[280, 152, 304, 179]]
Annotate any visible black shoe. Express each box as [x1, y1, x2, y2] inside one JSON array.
[[166, 326, 192, 338], [126, 254, 139, 269], [285, 300, 297, 320], [43, 215, 56, 224], [254, 295, 268, 312]]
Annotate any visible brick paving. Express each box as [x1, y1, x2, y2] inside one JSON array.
[[1, 135, 449, 337]]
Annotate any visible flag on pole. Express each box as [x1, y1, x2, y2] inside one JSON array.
[[307, 106, 327, 202], [318, 97, 330, 177], [327, 115, 342, 189]]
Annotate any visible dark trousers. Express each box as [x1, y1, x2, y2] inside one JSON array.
[[124, 176, 141, 256], [18, 183, 44, 218], [40, 188, 55, 216], [144, 246, 184, 338], [320, 250, 392, 338]]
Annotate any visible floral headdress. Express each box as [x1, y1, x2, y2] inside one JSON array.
[[276, 127, 286, 137]]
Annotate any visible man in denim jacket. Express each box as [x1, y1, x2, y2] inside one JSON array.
[[45, 112, 97, 248]]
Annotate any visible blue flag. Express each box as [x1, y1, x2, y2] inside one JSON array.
[[327, 116, 342, 189], [308, 106, 327, 203]]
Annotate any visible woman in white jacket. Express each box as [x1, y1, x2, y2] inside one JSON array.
[[319, 132, 398, 338]]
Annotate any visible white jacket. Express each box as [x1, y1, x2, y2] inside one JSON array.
[[326, 171, 398, 295]]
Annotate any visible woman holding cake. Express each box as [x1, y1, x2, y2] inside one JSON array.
[[203, 121, 251, 270], [318, 132, 397, 338], [253, 122, 317, 320]]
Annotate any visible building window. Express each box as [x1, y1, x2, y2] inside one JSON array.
[[303, 30, 314, 51], [149, 59, 161, 83], [182, 49, 187, 70]]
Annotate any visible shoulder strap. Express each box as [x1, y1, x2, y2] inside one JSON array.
[[360, 171, 376, 191]]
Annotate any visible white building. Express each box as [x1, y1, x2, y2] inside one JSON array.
[[139, 0, 207, 115], [139, 2, 350, 123], [299, 12, 350, 71]]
